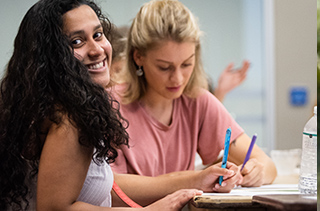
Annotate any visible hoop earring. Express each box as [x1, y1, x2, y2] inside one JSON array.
[[136, 66, 143, 76]]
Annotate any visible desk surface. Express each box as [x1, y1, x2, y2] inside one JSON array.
[[252, 194, 317, 211], [190, 174, 316, 211], [192, 193, 316, 211]]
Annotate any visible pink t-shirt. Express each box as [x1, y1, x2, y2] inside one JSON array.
[[111, 88, 243, 176]]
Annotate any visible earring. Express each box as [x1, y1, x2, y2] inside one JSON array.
[[136, 66, 143, 76]]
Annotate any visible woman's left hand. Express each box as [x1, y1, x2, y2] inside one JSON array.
[[239, 158, 265, 187]]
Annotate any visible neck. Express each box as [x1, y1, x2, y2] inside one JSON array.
[[140, 92, 174, 126]]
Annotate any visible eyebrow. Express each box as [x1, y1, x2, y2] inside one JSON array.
[[156, 53, 195, 64], [68, 24, 102, 37]]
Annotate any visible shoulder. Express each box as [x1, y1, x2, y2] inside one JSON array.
[[39, 112, 73, 140], [44, 114, 79, 145], [42, 113, 93, 166]]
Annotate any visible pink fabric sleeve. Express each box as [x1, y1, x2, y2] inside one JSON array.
[[196, 90, 244, 165]]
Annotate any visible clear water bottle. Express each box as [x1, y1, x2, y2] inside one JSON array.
[[298, 106, 317, 195]]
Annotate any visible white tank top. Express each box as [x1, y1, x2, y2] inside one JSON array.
[[9, 159, 113, 210], [77, 159, 113, 207]]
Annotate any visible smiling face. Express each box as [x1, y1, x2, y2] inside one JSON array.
[[63, 5, 112, 87], [134, 40, 196, 101]]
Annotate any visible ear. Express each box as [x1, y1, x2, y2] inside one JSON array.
[[133, 50, 143, 67]]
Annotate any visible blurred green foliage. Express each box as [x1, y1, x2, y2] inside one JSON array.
[[318, 0, 320, 57], [317, 0, 319, 205], [318, 0, 320, 91]]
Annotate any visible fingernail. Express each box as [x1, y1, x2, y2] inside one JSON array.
[[194, 190, 203, 195]]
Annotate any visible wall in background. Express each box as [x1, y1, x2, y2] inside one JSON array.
[[0, 0, 39, 77], [273, 0, 316, 149]]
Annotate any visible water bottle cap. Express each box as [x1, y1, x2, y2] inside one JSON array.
[[314, 106, 317, 115]]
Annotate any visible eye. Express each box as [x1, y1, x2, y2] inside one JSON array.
[[158, 66, 170, 71], [93, 32, 103, 39], [71, 38, 83, 47], [182, 63, 192, 68]]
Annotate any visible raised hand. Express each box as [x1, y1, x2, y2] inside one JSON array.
[[214, 60, 250, 102]]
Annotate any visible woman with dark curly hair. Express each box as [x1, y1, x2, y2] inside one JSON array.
[[0, 0, 206, 210]]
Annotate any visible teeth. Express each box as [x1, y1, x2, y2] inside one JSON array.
[[88, 61, 104, 70]]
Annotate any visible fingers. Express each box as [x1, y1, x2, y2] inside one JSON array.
[[241, 60, 250, 71], [224, 62, 235, 72], [240, 158, 264, 187], [232, 60, 250, 79], [235, 62, 249, 78], [210, 162, 235, 177], [212, 162, 242, 193], [146, 189, 203, 211], [167, 189, 203, 209], [227, 60, 250, 73], [241, 168, 263, 187], [241, 167, 264, 187], [197, 164, 235, 193]]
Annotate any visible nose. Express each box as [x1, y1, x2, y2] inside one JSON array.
[[170, 67, 183, 83], [87, 40, 104, 58]]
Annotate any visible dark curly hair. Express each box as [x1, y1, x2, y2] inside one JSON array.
[[0, 0, 129, 210]]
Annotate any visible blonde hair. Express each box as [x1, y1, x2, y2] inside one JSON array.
[[122, 0, 208, 104]]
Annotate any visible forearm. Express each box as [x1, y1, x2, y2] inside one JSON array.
[[212, 86, 226, 102], [113, 172, 200, 206], [71, 201, 142, 210]]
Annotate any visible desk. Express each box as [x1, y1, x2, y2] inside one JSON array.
[[189, 175, 316, 211], [252, 194, 316, 211]]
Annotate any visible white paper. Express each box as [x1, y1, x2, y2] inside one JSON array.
[[203, 184, 300, 196]]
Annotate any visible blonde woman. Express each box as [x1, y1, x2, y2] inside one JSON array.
[[111, 0, 277, 187]]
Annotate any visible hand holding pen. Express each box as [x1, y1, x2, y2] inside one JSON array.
[[215, 127, 242, 190], [240, 133, 257, 172], [239, 134, 265, 187], [210, 162, 243, 193]]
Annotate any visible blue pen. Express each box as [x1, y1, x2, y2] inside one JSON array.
[[219, 127, 232, 185], [240, 133, 257, 171]]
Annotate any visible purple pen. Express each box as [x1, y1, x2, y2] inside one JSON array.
[[240, 133, 257, 171]]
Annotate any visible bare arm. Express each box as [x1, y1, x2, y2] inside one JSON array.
[[37, 118, 137, 210], [37, 117, 202, 211], [37, 117, 93, 210], [112, 162, 242, 207], [228, 133, 277, 186]]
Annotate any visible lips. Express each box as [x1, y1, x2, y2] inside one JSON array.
[[167, 86, 181, 92]]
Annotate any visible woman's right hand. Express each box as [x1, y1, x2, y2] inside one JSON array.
[[195, 161, 242, 193], [144, 189, 203, 211]]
